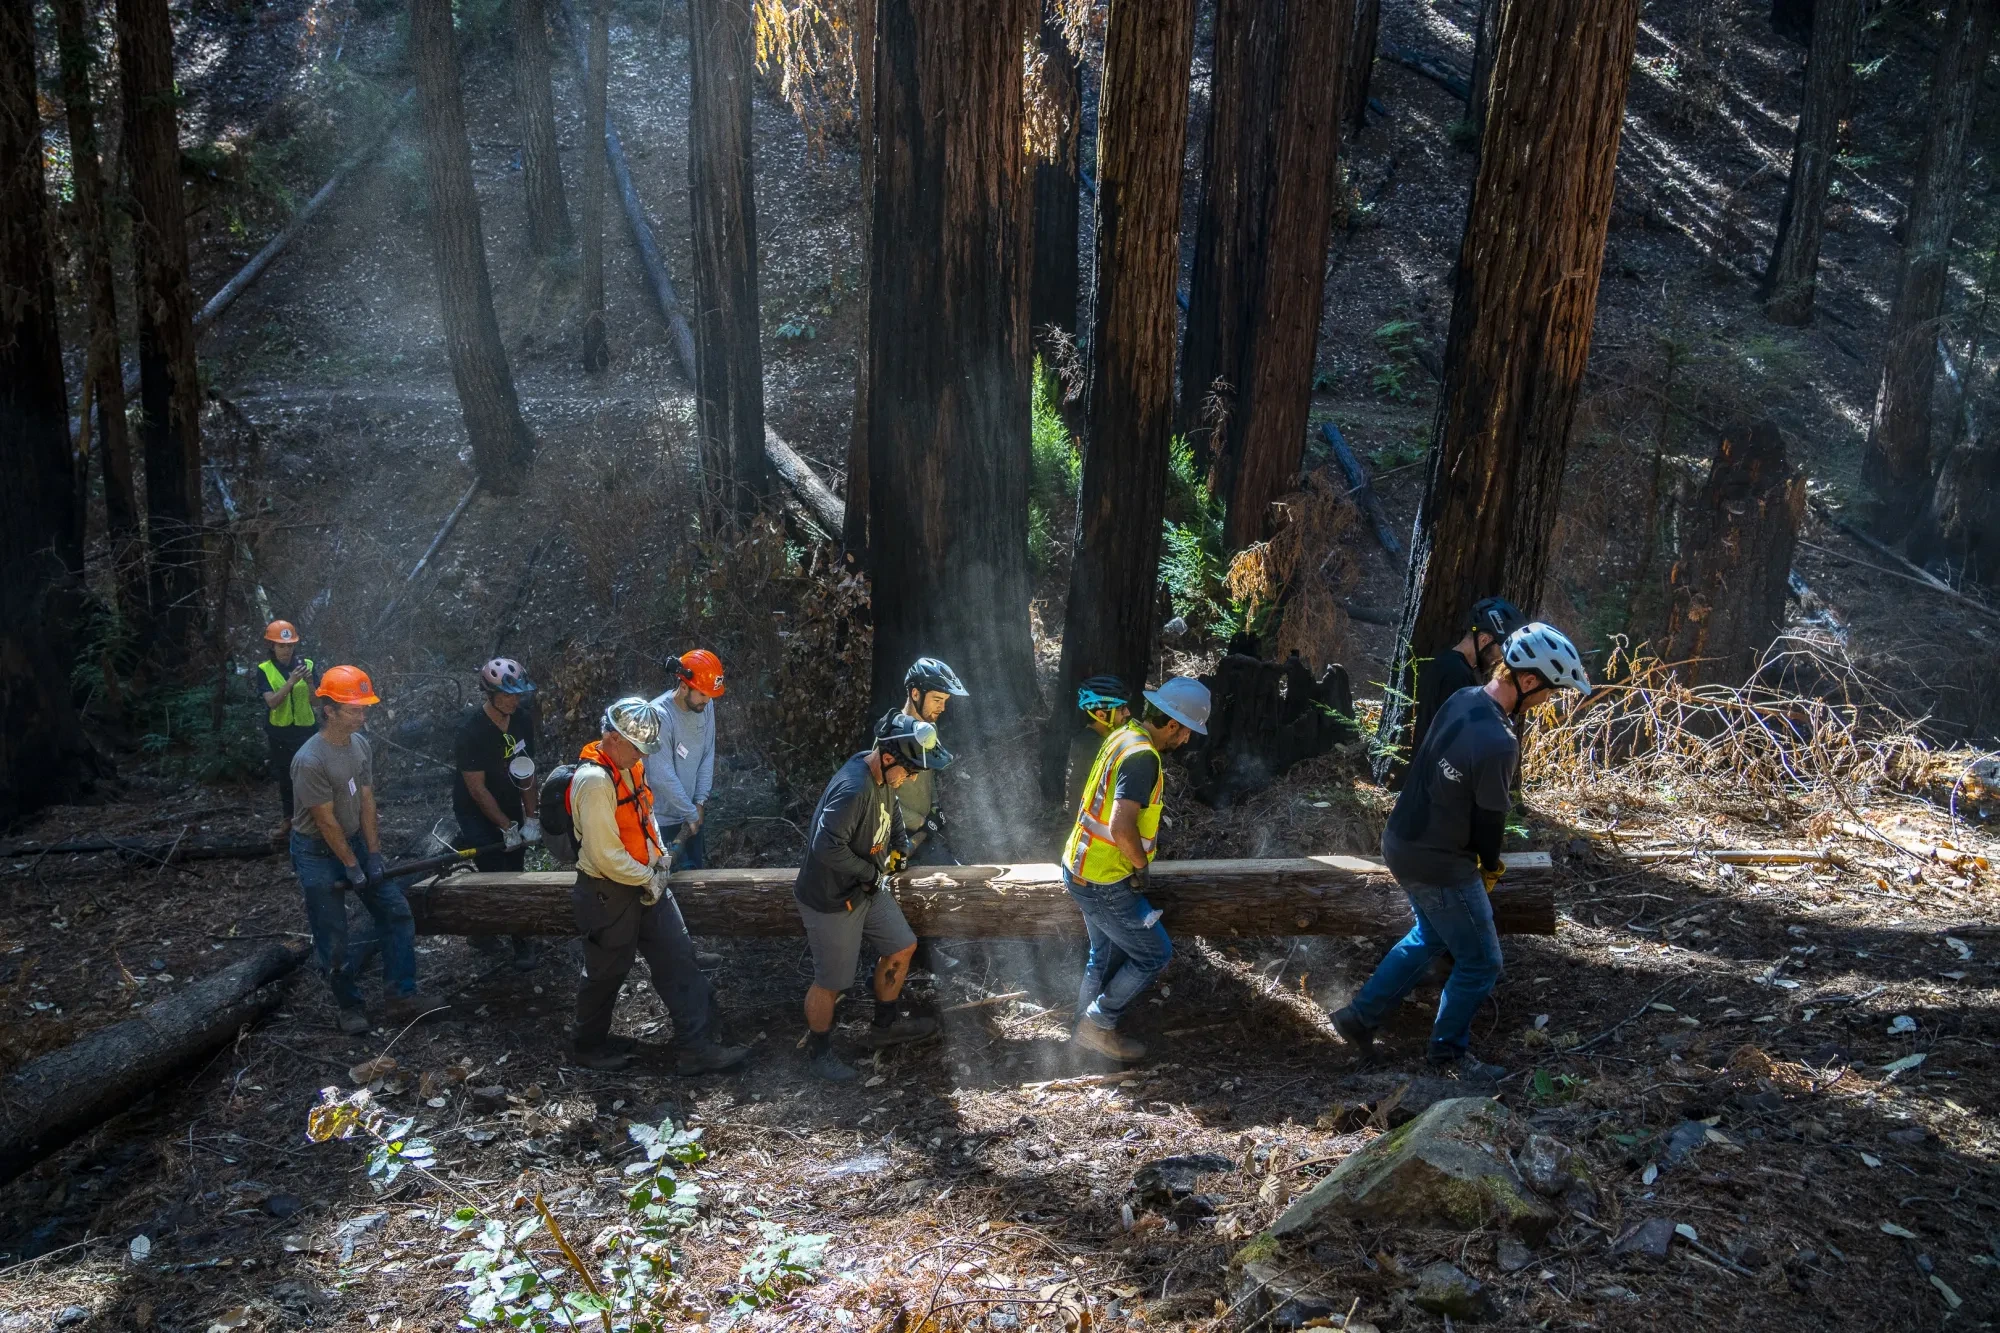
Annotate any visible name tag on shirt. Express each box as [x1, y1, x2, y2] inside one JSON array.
[[347, 777, 358, 796], [676, 742, 690, 760]]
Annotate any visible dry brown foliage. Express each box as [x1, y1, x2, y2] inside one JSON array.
[[1226, 473, 1361, 671]]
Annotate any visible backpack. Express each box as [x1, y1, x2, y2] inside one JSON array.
[[538, 762, 590, 866]]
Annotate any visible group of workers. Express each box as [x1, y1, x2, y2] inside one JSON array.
[[256, 591, 1590, 1083]]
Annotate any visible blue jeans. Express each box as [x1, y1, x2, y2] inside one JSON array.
[[663, 822, 706, 871], [1065, 872, 1172, 1030], [290, 831, 417, 1010], [1348, 870, 1503, 1056]]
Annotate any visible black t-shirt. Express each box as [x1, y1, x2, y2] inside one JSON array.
[[1114, 749, 1161, 804], [1409, 648, 1480, 761], [452, 704, 536, 828], [1385, 686, 1516, 882]]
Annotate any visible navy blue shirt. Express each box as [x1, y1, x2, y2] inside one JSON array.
[[1384, 686, 1516, 883]]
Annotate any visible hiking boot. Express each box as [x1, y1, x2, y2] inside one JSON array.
[[675, 1039, 750, 1076], [1072, 1021, 1147, 1062], [695, 950, 724, 969], [1429, 1049, 1508, 1083], [861, 1014, 939, 1048], [1330, 1005, 1378, 1059], [386, 991, 449, 1023], [807, 1046, 859, 1082], [572, 1043, 634, 1072], [336, 1007, 370, 1036]]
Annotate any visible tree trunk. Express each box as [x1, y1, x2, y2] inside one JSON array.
[[1, 0, 99, 824], [411, 0, 537, 494], [118, 0, 205, 652], [580, 0, 609, 370], [842, 0, 877, 563], [1045, 0, 1194, 798], [1182, 0, 1350, 552], [1771, 0, 1813, 43], [1374, 0, 1638, 777], [689, 0, 770, 522], [1029, 0, 1082, 343], [1761, 0, 1861, 325], [407, 855, 1557, 939], [1660, 423, 1806, 686], [1914, 433, 2000, 582], [56, 0, 140, 584], [0, 943, 304, 1187], [864, 0, 1039, 732], [1467, 0, 1499, 137], [1344, 0, 1380, 137], [1861, 0, 1994, 540], [513, 0, 574, 256]]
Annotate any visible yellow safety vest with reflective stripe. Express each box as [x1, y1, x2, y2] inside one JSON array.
[[1062, 722, 1164, 884], [258, 657, 315, 728]]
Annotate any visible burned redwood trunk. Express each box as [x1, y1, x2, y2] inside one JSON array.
[[841, 0, 877, 562], [1185, 651, 1358, 807], [1661, 423, 1807, 686], [1467, 0, 1500, 138], [689, 0, 770, 520], [1344, 0, 1381, 137], [1912, 435, 2000, 582], [1761, 0, 1861, 325], [513, 0, 574, 256], [1029, 0, 1082, 346], [579, 0, 610, 370], [1375, 0, 1638, 778]]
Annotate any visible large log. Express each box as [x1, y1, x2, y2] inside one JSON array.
[[0, 942, 307, 1186], [408, 854, 1553, 939]]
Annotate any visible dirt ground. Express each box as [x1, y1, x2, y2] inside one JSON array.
[[11, 0, 2000, 1327]]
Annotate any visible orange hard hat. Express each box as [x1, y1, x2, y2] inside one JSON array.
[[264, 620, 300, 644], [679, 649, 726, 698], [315, 665, 380, 706]]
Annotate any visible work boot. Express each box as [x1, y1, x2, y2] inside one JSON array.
[[862, 1013, 938, 1048], [1329, 1006, 1378, 1060], [336, 1007, 370, 1036], [386, 991, 449, 1023], [675, 1038, 750, 1076], [1428, 1048, 1508, 1084], [1072, 1021, 1147, 1063], [807, 1046, 859, 1082], [572, 1043, 633, 1072]]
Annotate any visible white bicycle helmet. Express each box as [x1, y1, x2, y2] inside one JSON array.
[[1502, 623, 1592, 695], [601, 696, 663, 754]]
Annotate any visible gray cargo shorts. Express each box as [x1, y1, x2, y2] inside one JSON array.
[[798, 890, 917, 991]]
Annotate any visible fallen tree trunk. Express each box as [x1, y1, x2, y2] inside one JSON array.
[[0, 942, 307, 1186], [1320, 420, 1401, 557], [408, 853, 1554, 939], [764, 426, 844, 534], [1383, 43, 1470, 101]]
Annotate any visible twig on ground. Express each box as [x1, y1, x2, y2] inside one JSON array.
[[1569, 979, 1679, 1053]]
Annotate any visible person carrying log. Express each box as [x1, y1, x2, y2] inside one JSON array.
[[796, 713, 953, 1083], [289, 666, 442, 1034], [455, 657, 542, 973], [1405, 596, 1526, 769], [1331, 623, 1591, 1080], [565, 698, 749, 1076], [875, 657, 968, 866], [1066, 675, 1134, 812], [1061, 676, 1211, 1063], [646, 649, 725, 870], [254, 620, 319, 845]]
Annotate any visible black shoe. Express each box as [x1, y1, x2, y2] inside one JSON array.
[[336, 1008, 370, 1036], [674, 1039, 749, 1075], [1428, 1049, 1507, 1083], [572, 1044, 633, 1072], [1330, 1005, 1377, 1058], [807, 1046, 859, 1082], [861, 1014, 939, 1048]]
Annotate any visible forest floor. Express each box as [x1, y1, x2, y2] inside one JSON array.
[[10, 0, 2000, 1327]]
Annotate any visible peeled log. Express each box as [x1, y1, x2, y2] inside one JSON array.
[[408, 854, 1553, 939], [0, 942, 307, 1186]]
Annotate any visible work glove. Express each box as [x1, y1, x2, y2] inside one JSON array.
[[362, 851, 387, 890], [343, 861, 367, 889], [642, 857, 671, 906], [922, 809, 948, 836], [1481, 862, 1506, 894], [874, 871, 894, 896], [520, 817, 541, 845], [502, 821, 525, 851]]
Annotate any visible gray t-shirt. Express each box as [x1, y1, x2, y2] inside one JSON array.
[[1383, 686, 1515, 885], [291, 732, 374, 840]]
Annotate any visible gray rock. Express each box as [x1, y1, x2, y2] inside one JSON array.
[[469, 1084, 509, 1111], [334, 1211, 387, 1262], [1132, 1154, 1235, 1207], [1611, 1216, 1676, 1264], [1496, 1235, 1535, 1274], [1412, 1262, 1490, 1321], [52, 1310, 89, 1330], [1661, 1120, 1710, 1165], [1231, 1258, 1344, 1330], [1886, 1127, 1929, 1146], [1518, 1134, 1576, 1197], [264, 1193, 304, 1219], [1271, 1098, 1558, 1243]]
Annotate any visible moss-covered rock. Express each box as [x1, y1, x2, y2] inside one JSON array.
[[1270, 1097, 1559, 1243]]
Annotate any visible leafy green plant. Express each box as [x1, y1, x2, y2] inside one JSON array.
[[1528, 1069, 1588, 1104], [729, 1224, 831, 1314], [1370, 319, 1423, 401], [1158, 436, 1228, 627], [775, 318, 816, 343], [1028, 359, 1080, 576]]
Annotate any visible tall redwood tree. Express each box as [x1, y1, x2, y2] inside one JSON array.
[[841, 0, 877, 562], [1761, 0, 1861, 324], [1375, 0, 1639, 774], [1029, 0, 1083, 345], [1181, 0, 1350, 550], [580, 0, 609, 370], [513, 0, 574, 256], [864, 0, 1038, 732]]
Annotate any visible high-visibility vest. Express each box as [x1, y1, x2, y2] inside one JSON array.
[[258, 657, 316, 728], [1062, 722, 1163, 884], [575, 741, 665, 866]]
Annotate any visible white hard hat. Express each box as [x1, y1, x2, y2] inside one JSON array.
[[1145, 676, 1212, 735]]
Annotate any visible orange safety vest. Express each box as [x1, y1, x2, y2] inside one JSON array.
[[574, 740, 665, 866]]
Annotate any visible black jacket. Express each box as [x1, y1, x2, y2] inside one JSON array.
[[793, 752, 911, 912]]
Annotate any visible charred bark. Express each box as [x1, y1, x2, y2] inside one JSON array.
[[1862, 0, 1994, 539], [864, 0, 1039, 732], [1661, 423, 1806, 686], [1029, 0, 1082, 343], [1344, 0, 1380, 137], [841, 0, 877, 563], [1913, 433, 2000, 581], [1771, 0, 1813, 43], [1, 0, 98, 823], [412, 0, 537, 494], [1762, 0, 1861, 325], [1375, 0, 1638, 776], [1045, 0, 1195, 798], [580, 0, 609, 370], [513, 0, 574, 256], [1182, 0, 1351, 550], [118, 0, 205, 651], [1468, 0, 1499, 137], [689, 0, 770, 520]]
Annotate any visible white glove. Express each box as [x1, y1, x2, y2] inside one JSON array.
[[874, 871, 893, 895], [520, 817, 541, 845], [502, 822, 525, 851], [642, 864, 669, 906]]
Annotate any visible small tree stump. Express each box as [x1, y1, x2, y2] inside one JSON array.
[[1662, 422, 1806, 685], [1186, 650, 1359, 807]]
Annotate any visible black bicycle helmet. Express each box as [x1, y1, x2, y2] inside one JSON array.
[[1076, 674, 1132, 712], [1469, 596, 1527, 642], [877, 713, 955, 771], [905, 657, 969, 697]]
